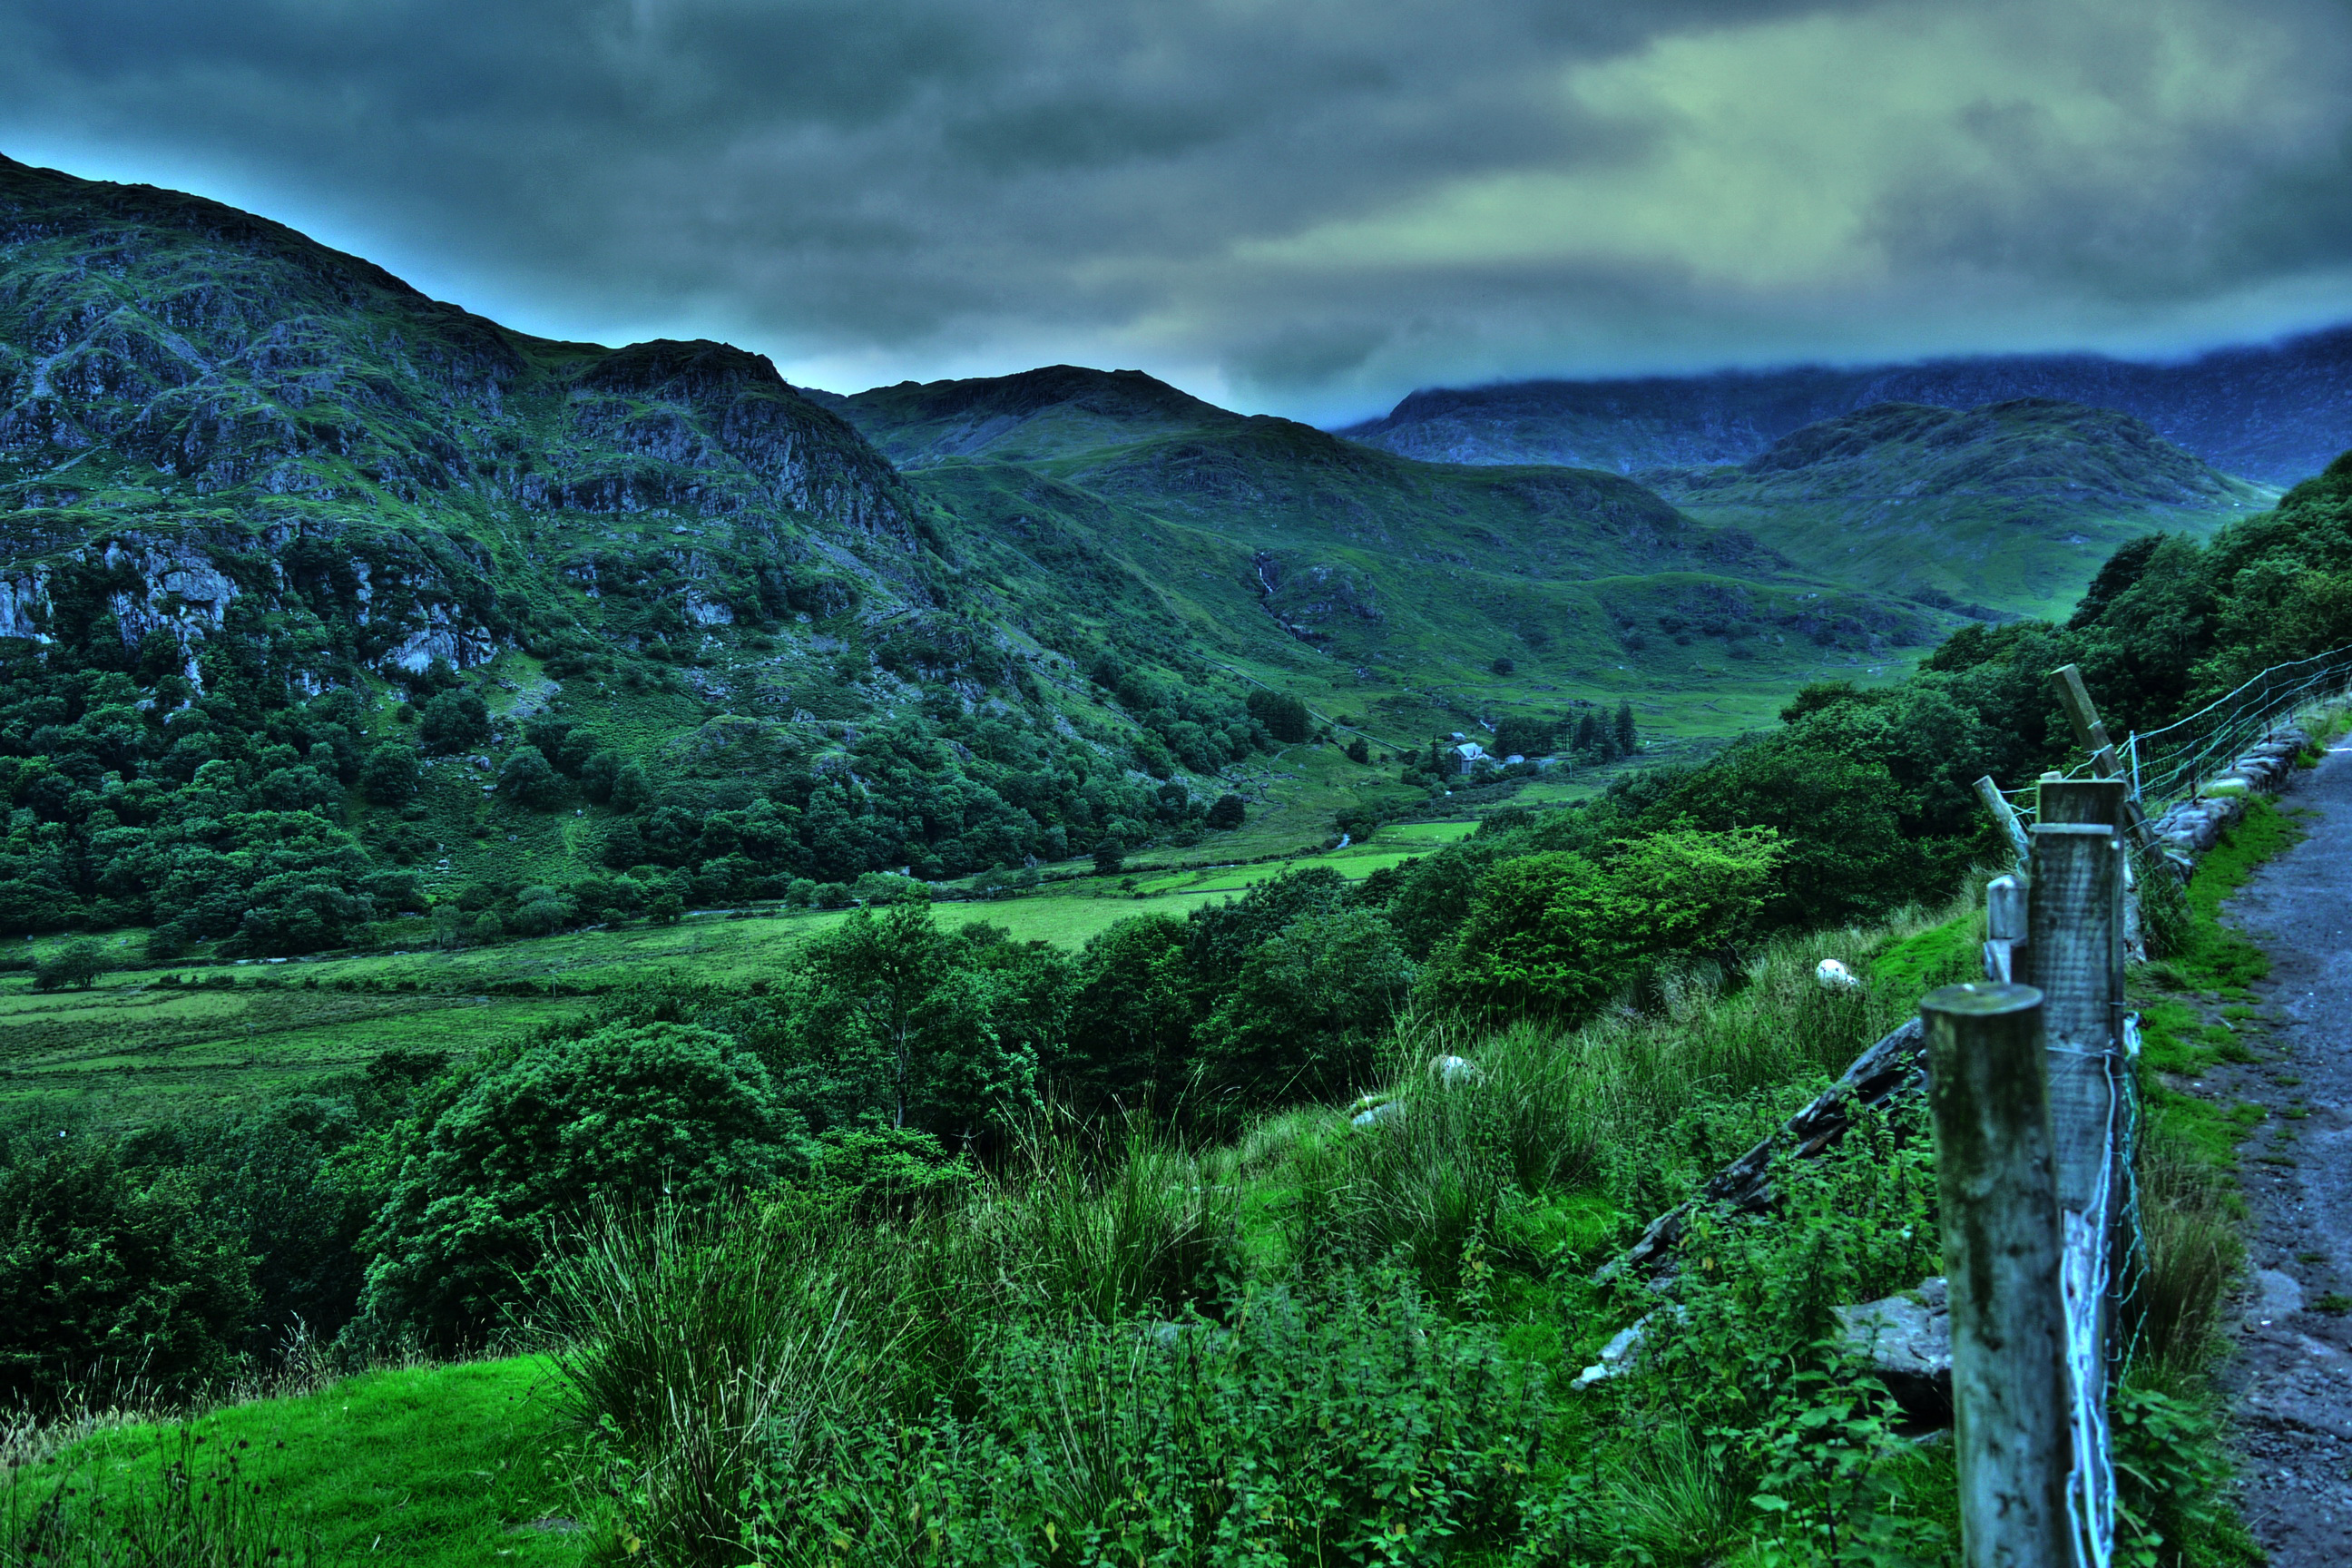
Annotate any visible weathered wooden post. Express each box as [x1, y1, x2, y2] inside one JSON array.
[[1923, 981, 2073, 1568], [1983, 873, 2028, 983], [1974, 775, 2033, 868], [2049, 663, 2166, 870], [2028, 776, 2127, 1564]]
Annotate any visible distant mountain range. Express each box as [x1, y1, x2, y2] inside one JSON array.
[[1338, 328, 2352, 485], [1639, 398, 2270, 620]]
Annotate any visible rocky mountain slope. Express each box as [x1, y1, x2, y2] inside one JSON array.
[[1340, 327, 2352, 485], [0, 155, 1319, 945], [1642, 399, 2274, 617]]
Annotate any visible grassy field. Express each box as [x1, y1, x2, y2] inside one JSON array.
[[3, 1357, 584, 1565], [1, 818, 1497, 1127]]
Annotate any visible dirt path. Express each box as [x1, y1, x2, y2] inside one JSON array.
[[2209, 738, 2352, 1562]]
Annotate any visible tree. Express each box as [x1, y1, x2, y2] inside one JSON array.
[[1614, 701, 1638, 756], [1093, 839, 1126, 877], [0, 1142, 257, 1408], [778, 901, 1036, 1141], [1245, 690, 1312, 743], [1063, 915, 1198, 1112], [1426, 829, 1781, 1023], [495, 746, 564, 809], [1197, 908, 1416, 1102], [1207, 794, 1247, 830], [1491, 657, 1515, 675], [1345, 737, 1371, 764], [31, 939, 105, 992], [361, 742, 420, 806], [352, 1021, 799, 1349], [646, 890, 684, 925], [417, 688, 490, 754]]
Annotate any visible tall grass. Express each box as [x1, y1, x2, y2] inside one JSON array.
[[1297, 909, 1955, 1284], [544, 1125, 1247, 1563], [2, 1430, 327, 1567]]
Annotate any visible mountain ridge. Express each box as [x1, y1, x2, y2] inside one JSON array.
[[1338, 328, 2352, 485]]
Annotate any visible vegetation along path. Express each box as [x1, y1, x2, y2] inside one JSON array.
[[2211, 735, 2352, 1561]]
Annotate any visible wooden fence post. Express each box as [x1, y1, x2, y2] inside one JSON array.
[[1974, 774, 2032, 868], [2027, 779, 2127, 1564], [2049, 663, 2167, 868], [1922, 981, 2073, 1568]]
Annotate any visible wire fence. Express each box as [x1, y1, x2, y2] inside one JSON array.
[[1990, 642, 2352, 834]]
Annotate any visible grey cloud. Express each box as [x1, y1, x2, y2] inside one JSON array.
[[2, 0, 2348, 416]]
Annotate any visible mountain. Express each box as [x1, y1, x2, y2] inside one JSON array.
[[836, 367, 1951, 732], [1338, 327, 2352, 485], [0, 154, 1338, 944], [1640, 399, 2274, 619]]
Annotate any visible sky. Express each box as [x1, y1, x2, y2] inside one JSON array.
[[5, 0, 2351, 425]]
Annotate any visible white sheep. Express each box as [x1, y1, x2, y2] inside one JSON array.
[[1815, 959, 1862, 992]]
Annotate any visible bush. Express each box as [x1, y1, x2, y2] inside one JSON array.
[[1206, 794, 1246, 830], [0, 1143, 257, 1409], [30, 940, 105, 992], [351, 1021, 805, 1349], [416, 688, 490, 754], [360, 741, 420, 806], [1244, 689, 1312, 743], [742, 1268, 1545, 1566], [495, 745, 564, 809]]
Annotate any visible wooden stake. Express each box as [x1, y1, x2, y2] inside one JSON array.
[[1923, 981, 2073, 1568], [2049, 663, 2169, 869], [1974, 775, 2032, 867]]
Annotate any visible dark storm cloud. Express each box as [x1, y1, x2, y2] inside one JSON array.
[[3, 0, 2349, 418]]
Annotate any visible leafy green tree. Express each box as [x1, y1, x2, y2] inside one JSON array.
[[646, 890, 684, 925], [1196, 907, 1416, 1101], [0, 1142, 257, 1407], [361, 741, 420, 806], [1062, 915, 1197, 1111], [1093, 839, 1126, 877], [1614, 701, 1638, 756], [495, 745, 564, 809], [31, 939, 105, 992], [352, 1021, 799, 1349], [508, 887, 576, 936], [1207, 794, 1247, 830], [776, 902, 1037, 1141], [1246, 690, 1312, 743]]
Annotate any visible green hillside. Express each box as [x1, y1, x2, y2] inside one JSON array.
[[841, 368, 1959, 749], [1644, 397, 2274, 620], [0, 157, 1367, 948]]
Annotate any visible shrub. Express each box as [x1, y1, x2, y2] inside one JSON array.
[[351, 1021, 805, 1349], [494, 745, 564, 809], [30, 940, 104, 992], [0, 1143, 257, 1408], [742, 1268, 1546, 1567], [1206, 794, 1246, 830]]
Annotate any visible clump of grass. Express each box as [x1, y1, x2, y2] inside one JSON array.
[[2122, 1135, 2246, 1377], [2, 1429, 326, 1567]]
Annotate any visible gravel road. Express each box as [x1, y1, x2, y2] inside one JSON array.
[[2210, 737, 2352, 1563]]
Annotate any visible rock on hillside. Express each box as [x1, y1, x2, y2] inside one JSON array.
[[1339, 328, 2352, 485]]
